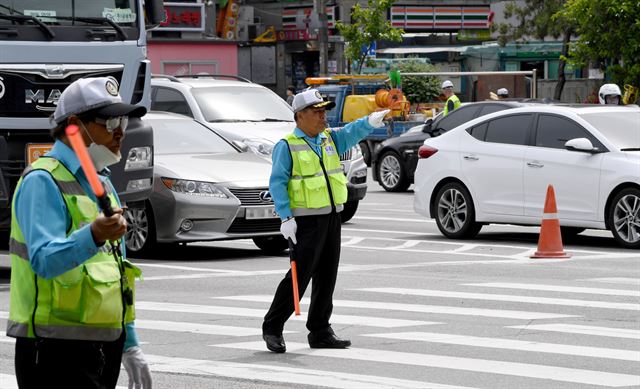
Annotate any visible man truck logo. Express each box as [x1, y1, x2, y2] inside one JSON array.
[[0, 76, 4, 100], [25, 89, 61, 112], [259, 191, 272, 202]]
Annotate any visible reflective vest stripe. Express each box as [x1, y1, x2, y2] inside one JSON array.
[[9, 238, 28, 260], [7, 319, 123, 341], [293, 204, 344, 216]]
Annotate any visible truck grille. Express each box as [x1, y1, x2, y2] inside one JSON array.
[[226, 218, 280, 233], [227, 187, 273, 206]]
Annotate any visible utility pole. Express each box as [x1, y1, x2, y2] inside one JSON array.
[[314, 0, 328, 75]]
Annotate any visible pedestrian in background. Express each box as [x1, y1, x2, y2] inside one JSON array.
[[286, 85, 296, 106], [441, 80, 460, 116], [497, 88, 509, 99], [7, 76, 152, 389], [262, 89, 389, 353], [598, 83, 622, 105]]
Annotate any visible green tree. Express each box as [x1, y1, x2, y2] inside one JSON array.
[[336, 0, 403, 74], [560, 0, 640, 87], [492, 1, 573, 100], [395, 60, 441, 103]]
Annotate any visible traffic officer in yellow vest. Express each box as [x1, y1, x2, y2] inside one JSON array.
[[441, 80, 461, 116], [262, 89, 389, 353], [7, 77, 152, 388]]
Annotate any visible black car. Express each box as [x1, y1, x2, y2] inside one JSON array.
[[372, 101, 533, 192]]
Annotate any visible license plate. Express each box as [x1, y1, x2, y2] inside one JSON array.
[[26, 143, 54, 165], [245, 206, 277, 220]]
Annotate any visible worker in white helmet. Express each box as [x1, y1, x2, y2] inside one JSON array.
[[497, 88, 509, 99], [598, 83, 622, 105], [441, 80, 460, 116]]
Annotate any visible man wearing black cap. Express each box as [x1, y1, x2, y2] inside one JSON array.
[[7, 76, 151, 388], [262, 89, 389, 353]]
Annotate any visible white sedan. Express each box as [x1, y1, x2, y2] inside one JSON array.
[[413, 105, 640, 248]]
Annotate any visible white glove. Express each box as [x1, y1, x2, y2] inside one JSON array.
[[368, 109, 391, 128], [280, 218, 297, 244], [122, 346, 152, 389]]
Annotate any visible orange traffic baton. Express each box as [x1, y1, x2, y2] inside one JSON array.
[[65, 124, 115, 216], [287, 238, 301, 316]]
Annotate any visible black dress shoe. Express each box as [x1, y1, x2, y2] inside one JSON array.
[[308, 332, 351, 349], [263, 334, 286, 353]]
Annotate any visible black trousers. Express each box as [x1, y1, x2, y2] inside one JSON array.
[[15, 334, 125, 389], [263, 211, 342, 336]]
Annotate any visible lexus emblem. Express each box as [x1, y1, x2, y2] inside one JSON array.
[[259, 190, 272, 202]]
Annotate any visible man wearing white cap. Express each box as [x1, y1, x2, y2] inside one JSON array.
[[497, 88, 509, 99], [262, 89, 389, 353], [7, 76, 151, 388], [441, 80, 460, 116]]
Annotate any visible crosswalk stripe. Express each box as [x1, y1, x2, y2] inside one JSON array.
[[586, 278, 640, 286], [135, 319, 277, 337], [353, 216, 434, 223], [216, 295, 577, 320], [214, 341, 640, 387], [356, 288, 640, 311], [146, 354, 476, 389], [507, 324, 640, 340], [464, 282, 640, 297], [364, 331, 640, 362], [136, 301, 433, 328], [0, 331, 14, 343]]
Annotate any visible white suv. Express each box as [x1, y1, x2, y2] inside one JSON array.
[[150, 75, 368, 222]]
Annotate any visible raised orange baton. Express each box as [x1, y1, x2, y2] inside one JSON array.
[[65, 124, 115, 217], [287, 238, 301, 316]]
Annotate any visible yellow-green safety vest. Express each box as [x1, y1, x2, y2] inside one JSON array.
[[6, 157, 140, 341], [443, 94, 461, 116], [285, 130, 348, 216]]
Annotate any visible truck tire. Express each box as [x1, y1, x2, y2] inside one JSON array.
[[359, 141, 371, 166], [341, 200, 359, 223]]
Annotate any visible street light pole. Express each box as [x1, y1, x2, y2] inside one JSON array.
[[314, 0, 328, 75]]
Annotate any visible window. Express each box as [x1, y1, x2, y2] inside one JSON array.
[[484, 114, 532, 145], [151, 88, 192, 117], [435, 105, 479, 133], [468, 122, 488, 140], [535, 115, 596, 149], [478, 104, 511, 116]]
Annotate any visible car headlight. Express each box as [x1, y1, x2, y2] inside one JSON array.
[[242, 138, 275, 157], [161, 177, 228, 198], [124, 147, 153, 171]]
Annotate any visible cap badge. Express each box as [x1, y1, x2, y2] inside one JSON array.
[[105, 80, 119, 96], [314, 91, 322, 100]]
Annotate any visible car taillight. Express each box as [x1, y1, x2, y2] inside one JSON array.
[[418, 145, 438, 158]]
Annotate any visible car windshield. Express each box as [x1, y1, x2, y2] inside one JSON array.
[[0, 0, 137, 25], [579, 111, 640, 149], [147, 118, 238, 155], [193, 86, 294, 123]]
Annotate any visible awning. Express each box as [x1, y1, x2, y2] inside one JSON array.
[[376, 46, 466, 55]]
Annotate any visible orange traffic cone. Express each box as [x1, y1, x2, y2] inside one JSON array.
[[531, 185, 571, 259]]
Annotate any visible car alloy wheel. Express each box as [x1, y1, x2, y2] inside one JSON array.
[[378, 151, 409, 192], [124, 206, 152, 254], [608, 188, 640, 248], [434, 182, 481, 239]]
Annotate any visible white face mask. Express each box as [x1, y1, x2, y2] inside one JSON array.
[[80, 122, 122, 171]]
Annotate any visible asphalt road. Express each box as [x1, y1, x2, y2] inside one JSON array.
[[1, 175, 639, 389]]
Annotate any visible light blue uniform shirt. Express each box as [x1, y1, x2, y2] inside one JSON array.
[[14, 140, 138, 349], [269, 117, 374, 220]]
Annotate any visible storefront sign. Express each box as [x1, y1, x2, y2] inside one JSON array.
[[282, 6, 335, 30], [157, 3, 204, 32], [278, 29, 317, 41], [391, 6, 490, 31]]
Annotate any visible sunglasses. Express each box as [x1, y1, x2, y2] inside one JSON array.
[[95, 116, 128, 133]]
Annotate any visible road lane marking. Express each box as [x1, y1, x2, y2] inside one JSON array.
[[364, 331, 640, 362], [135, 319, 283, 337], [353, 216, 434, 223], [215, 341, 640, 387], [136, 302, 433, 328], [586, 278, 640, 286], [215, 295, 578, 320], [355, 288, 640, 311], [507, 324, 640, 340], [148, 354, 476, 389], [133, 263, 242, 273], [464, 282, 640, 297]]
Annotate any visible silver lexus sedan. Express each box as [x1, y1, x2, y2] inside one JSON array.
[[124, 112, 286, 255]]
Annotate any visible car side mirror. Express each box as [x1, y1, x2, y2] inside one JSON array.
[[232, 140, 250, 152], [421, 118, 434, 133], [565, 138, 600, 153]]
